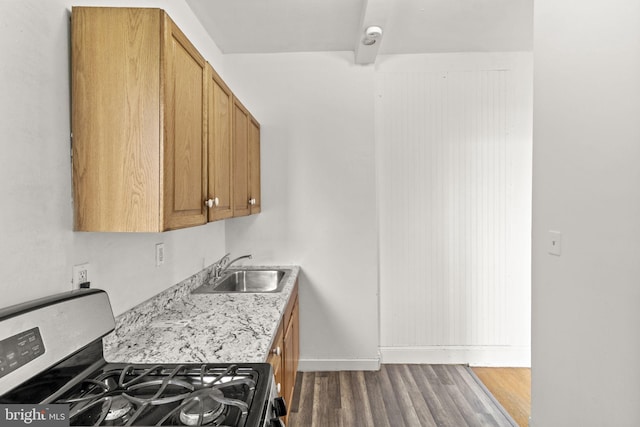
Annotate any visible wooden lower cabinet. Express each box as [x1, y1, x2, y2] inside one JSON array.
[[267, 280, 299, 425], [283, 297, 298, 411], [267, 322, 284, 395]]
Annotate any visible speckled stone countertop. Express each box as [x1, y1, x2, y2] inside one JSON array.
[[102, 265, 299, 364]]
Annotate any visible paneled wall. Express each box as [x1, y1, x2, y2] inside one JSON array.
[[376, 53, 532, 366]]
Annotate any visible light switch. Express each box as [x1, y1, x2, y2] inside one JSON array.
[[548, 231, 562, 256]]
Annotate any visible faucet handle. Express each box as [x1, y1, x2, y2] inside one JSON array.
[[212, 253, 231, 278], [220, 252, 231, 265]]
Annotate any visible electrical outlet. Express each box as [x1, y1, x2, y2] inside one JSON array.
[[156, 243, 165, 267], [72, 263, 90, 288]]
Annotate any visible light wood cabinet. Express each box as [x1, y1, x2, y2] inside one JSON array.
[[283, 295, 299, 413], [267, 280, 299, 424], [267, 321, 284, 398], [163, 15, 208, 230], [205, 64, 234, 221], [249, 117, 262, 214], [232, 98, 261, 217], [72, 7, 261, 231], [232, 98, 250, 217], [72, 7, 207, 231]]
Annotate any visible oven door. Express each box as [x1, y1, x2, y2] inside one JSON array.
[[260, 374, 287, 427]]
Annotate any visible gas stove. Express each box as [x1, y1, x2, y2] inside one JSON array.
[[0, 289, 286, 426]]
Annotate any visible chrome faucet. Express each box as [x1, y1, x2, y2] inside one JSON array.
[[213, 253, 230, 277], [213, 253, 252, 279]]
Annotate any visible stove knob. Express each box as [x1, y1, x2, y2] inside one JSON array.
[[269, 419, 285, 427], [272, 396, 287, 417]]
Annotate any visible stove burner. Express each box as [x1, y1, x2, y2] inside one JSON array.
[[57, 364, 262, 426], [0, 291, 277, 427], [104, 395, 133, 421], [178, 388, 225, 426]]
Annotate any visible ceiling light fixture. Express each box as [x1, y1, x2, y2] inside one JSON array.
[[362, 25, 383, 46]]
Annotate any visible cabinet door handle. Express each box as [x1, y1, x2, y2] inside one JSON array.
[[276, 382, 281, 393], [271, 346, 281, 356], [205, 199, 214, 208], [214, 197, 220, 206]]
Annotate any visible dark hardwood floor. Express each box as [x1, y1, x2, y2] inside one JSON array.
[[287, 364, 517, 427]]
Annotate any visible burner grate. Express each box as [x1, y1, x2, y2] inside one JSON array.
[[58, 364, 258, 426]]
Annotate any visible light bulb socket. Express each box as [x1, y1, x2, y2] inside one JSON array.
[[364, 25, 383, 39]]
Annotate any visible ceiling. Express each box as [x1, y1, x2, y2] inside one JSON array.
[[185, 0, 533, 64]]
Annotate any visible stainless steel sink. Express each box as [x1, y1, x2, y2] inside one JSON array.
[[193, 269, 289, 294]]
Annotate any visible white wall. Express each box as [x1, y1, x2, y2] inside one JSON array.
[[376, 53, 532, 367], [0, 0, 534, 372], [223, 51, 533, 370], [223, 52, 381, 370], [532, 0, 640, 425], [0, 0, 227, 316]]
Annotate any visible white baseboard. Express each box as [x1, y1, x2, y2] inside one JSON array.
[[380, 345, 531, 367], [297, 346, 530, 371], [298, 358, 381, 372]]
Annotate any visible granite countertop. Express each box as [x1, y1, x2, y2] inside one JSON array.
[[103, 265, 300, 364]]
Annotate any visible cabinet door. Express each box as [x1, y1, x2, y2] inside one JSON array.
[[268, 323, 284, 397], [206, 65, 234, 221], [283, 299, 298, 409], [291, 297, 299, 382], [72, 7, 162, 232], [163, 15, 207, 230], [232, 98, 250, 217], [249, 117, 261, 214]]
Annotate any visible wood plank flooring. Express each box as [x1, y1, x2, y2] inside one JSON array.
[[287, 365, 517, 427], [471, 368, 531, 427]]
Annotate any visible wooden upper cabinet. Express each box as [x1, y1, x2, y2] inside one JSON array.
[[163, 15, 208, 230], [206, 64, 234, 221], [72, 7, 206, 231], [232, 98, 251, 217], [232, 97, 261, 217], [72, 7, 261, 231], [249, 117, 261, 214]]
